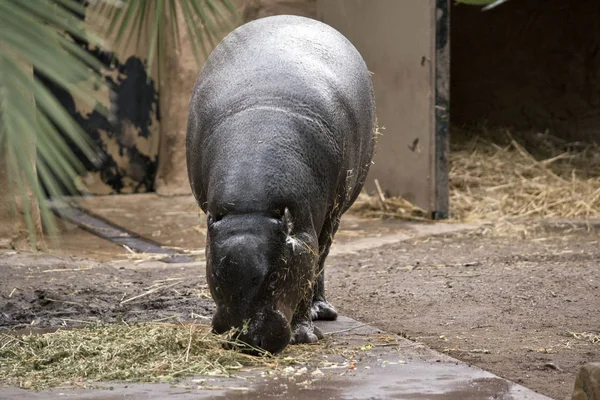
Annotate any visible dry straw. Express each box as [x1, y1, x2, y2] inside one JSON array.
[[0, 323, 250, 390], [568, 331, 600, 345], [351, 129, 600, 222], [0, 322, 361, 390]]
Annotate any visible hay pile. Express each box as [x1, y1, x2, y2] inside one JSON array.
[[0, 323, 248, 390], [351, 129, 600, 222], [450, 132, 600, 221], [0, 322, 361, 390]]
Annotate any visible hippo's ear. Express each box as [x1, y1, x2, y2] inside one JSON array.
[[281, 207, 293, 235]]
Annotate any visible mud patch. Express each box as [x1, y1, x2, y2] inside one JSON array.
[[0, 257, 212, 331]]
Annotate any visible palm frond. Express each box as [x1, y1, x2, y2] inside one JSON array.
[[454, 0, 511, 9], [481, 0, 510, 11], [1, 0, 240, 246], [94, 0, 241, 79], [0, 0, 110, 246]]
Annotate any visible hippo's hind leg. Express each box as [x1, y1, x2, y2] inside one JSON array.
[[311, 216, 340, 321]]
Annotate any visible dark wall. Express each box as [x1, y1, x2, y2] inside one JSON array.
[[451, 0, 600, 142], [36, 1, 160, 196], [36, 58, 159, 196]]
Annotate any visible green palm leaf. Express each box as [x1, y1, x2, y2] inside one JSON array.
[[0, 0, 240, 247], [455, 0, 511, 10], [0, 0, 109, 247], [93, 0, 240, 79]]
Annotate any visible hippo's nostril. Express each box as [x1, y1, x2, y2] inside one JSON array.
[[221, 341, 235, 351]]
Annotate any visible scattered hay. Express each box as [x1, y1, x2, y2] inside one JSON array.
[[351, 129, 600, 222], [122, 248, 206, 264], [0, 322, 359, 391], [351, 193, 429, 221], [568, 331, 600, 345], [0, 323, 239, 390]]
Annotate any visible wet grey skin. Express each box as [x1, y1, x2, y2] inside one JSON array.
[[186, 15, 375, 354]]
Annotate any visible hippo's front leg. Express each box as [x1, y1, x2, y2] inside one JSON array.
[[290, 295, 324, 344]]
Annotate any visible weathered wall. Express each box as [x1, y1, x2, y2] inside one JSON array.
[[38, 3, 161, 196], [40, 1, 316, 197], [154, 4, 211, 196], [154, 0, 313, 195], [451, 0, 600, 141], [242, 0, 316, 20], [0, 147, 42, 249]]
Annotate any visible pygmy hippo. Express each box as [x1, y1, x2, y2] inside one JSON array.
[[186, 15, 376, 354]]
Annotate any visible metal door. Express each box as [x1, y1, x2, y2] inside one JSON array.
[[317, 0, 449, 218]]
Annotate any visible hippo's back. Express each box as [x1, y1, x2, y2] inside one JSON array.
[[186, 15, 375, 226], [192, 15, 372, 118]]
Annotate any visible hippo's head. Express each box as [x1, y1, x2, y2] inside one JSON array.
[[205, 208, 317, 354]]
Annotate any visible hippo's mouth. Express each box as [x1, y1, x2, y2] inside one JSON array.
[[212, 307, 293, 354]]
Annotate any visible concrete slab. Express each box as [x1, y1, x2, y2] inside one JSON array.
[[328, 220, 478, 256], [48, 199, 195, 263], [0, 317, 551, 400]]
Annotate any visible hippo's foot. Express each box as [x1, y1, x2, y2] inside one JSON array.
[[311, 299, 338, 321], [289, 320, 324, 344]]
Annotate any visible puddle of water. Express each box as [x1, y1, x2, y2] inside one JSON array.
[[211, 361, 543, 400], [1, 361, 538, 400]]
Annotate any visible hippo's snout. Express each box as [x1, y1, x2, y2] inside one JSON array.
[[213, 309, 291, 355], [234, 329, 290, 355]]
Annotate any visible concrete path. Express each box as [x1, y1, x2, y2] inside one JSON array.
[[1, 316, 551, 400]]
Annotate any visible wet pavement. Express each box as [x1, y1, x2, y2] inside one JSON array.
[[1, 317, 551, 400]]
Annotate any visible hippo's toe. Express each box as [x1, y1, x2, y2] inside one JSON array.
[[290, 321, 324, 344], [311, 300, 338, 321]]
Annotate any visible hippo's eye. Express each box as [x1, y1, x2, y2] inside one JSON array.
[[207, 212, 223, 226], [267, 272, 279, 288]]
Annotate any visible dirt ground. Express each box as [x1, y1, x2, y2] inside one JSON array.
[[1, 219, 599, 400], [327, 222, 600, 400]]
